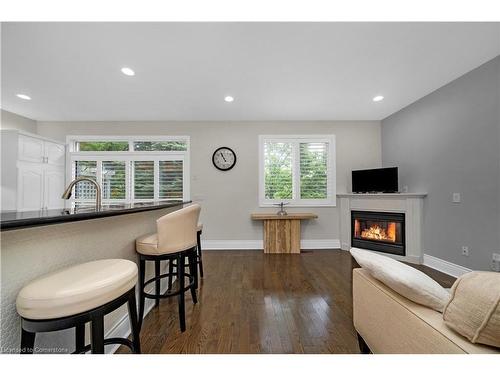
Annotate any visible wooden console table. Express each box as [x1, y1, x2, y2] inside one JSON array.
[[251, 213, 318, 254]]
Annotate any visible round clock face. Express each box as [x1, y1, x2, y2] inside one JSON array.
[[212, 147, 237, 171]]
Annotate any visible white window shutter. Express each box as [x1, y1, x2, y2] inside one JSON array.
[[299, 142, 328, 199], [74, 160, 97, 199], [102, 161, 126, 200], [133, 161, 154, 199], [159, 160, 183, 200], [263, 141, 293, 200]]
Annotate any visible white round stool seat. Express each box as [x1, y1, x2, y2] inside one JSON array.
[[16, 259, 137, 320]]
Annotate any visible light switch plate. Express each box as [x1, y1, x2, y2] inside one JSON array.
[[452, 193, 461, 203]]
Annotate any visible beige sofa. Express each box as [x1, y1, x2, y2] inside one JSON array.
[[352, 268, 499, 354]]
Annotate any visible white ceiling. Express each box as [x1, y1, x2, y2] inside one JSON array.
[[1, 22, 499, 121]]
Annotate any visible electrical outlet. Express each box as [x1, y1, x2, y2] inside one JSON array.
[[453, 193, 461, 203], [492, 253, 500, 272], [461, 246, 469, 256]]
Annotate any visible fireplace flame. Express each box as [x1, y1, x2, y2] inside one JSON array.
[[360, 223, 396, 243]]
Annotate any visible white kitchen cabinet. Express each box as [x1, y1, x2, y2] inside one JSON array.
[[18, 134, 66, 166], [43, 166, 66, 209], [18, 135, 45, 163], [17, 163, 44, 211], [45, 141, 66, 166], [1, 129, 66, 211]]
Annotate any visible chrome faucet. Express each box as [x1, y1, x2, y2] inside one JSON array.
[[61, 177, 102, 210]]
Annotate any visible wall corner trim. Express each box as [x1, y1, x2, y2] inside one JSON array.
[[422, 254, 472, 278]]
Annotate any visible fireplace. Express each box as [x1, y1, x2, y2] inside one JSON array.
[[351, 211, 405, 256]]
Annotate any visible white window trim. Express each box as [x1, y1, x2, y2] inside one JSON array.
[[66, 135, 190, 207], [66, 135, 190, 152], [258, 134, 336, 207]]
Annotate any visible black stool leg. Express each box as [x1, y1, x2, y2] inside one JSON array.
[[154, 259, 161, 307], [177, 254, 186, 332], [90, 316, 104, 354], [20, 327, 35, 354], [75, 323, 85, 353], [138, 257, 146, 330], [167, 259, 174, 291], [197, 230, 204, 278], [188, 250, 198, 303], [127, 289, 141, 354]]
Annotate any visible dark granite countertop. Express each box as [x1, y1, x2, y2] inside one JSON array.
[[0, 201, 190, 231]]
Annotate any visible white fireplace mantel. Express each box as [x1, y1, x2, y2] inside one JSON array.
[[338, 193, 427, 264]]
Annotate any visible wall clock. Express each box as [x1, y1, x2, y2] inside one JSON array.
[[212, 147, 237, 171]]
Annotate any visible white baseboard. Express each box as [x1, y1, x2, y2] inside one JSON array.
[[302, 239, 341, 249], [423, 254, 471, 278], [201, 239, 340, 250], [201, 240, 262, 250]]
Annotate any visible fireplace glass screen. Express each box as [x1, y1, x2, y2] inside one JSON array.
[[351, 211, 405, 256]]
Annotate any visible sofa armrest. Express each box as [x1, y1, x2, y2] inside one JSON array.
[[352, 268, 498, 354]]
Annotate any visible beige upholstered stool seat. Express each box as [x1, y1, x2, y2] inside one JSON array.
[[16, 259, 137, 320], [136, 233, 159, 255], [136, 231, 199, 256], [197, 223, 203, 232]]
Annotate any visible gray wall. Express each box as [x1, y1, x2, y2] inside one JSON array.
[[37, 121, 381, 243], [1, 109, 37, 133], [382, 56, 500, 271]]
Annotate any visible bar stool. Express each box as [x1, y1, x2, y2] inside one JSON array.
[[16, 259, 140, 354], [168, 222, 204, 292], [135, 204, 201, 332]]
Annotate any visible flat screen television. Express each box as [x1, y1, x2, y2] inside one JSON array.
[[352, 167, 398, 193]]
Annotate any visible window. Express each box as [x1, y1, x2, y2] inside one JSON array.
[[259, 135, 335, 206], [77, 141, 129, 151], [67, 136, 189, 206]]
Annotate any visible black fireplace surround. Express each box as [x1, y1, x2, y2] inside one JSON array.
[[351, 210, 405, 256]]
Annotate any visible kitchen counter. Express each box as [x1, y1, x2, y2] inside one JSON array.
[[1, 200, 193, 352], [0, 201, 190, 231]]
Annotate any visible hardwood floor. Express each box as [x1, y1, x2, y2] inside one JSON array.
[[119, 250, 455, 354]]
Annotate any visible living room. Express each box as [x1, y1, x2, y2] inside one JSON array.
[[0, 1, 499, 374]]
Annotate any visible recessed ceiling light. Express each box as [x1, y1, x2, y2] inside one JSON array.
[[373, 95, 384, 102], [16, 94, 31, 100], [121, 67, 135, 76], [224, 96, 234, 103]]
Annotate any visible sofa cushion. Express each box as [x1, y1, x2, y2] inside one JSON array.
[[350, 247, 450, 312], [443, 271, 500, 348]]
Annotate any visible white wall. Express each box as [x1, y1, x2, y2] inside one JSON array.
[[1, 109, 37, 133], [382, 56, 500, 271], [37, 121, 382, 245]]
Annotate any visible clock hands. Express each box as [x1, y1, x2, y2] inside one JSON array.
[[213, 147, 236, 171]]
